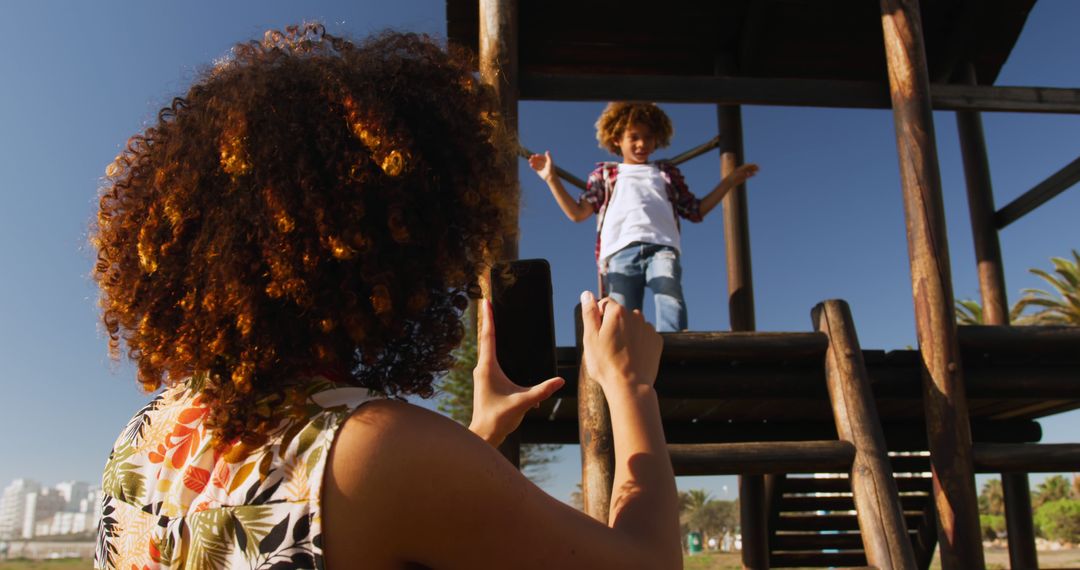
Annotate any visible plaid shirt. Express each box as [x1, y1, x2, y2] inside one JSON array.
[[581, 161, 703, 265]]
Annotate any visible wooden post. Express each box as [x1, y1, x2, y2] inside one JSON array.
[[479, 0, 521, 466], [955, 63, 1009, 325], [717, 55, 764, 570], [479, 0, 519, 261], [576, 305, 614, 522], [739, 473, 768, 570], [879, 1, 985, 568], [955, 61, 1039, 570], [1003, 471, 1038, 570], [813, 300, 918, 570], [717, 104, 755, 332]]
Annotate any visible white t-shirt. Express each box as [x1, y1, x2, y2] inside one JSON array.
[[598, 163, 680, 262]]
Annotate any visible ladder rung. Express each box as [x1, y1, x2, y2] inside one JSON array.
[[770, 550, 868, 568], [776, 513, 923, 531]]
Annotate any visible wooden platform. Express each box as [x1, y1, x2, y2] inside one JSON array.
[[518, 326, 1080, 450], [447, 0, 1034, 85]]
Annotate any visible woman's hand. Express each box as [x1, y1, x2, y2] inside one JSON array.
[[469, 299, 565, 447], [527, 151, 556, 182], [578, 291, 662, 395]]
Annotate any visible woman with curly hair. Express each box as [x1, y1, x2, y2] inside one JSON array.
[[93, 24, 679, 570]]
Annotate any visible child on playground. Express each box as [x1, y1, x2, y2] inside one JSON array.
[[529, 102, 759, 331]]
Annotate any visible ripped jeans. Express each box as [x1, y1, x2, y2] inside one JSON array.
[[602, 242, 687, 332]]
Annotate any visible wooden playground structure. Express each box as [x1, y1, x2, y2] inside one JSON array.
[[448, 1, 1080, 568]]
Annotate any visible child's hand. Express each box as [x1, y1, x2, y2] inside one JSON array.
[[528, 151, 556, 182], [727, 163, 760, 186]]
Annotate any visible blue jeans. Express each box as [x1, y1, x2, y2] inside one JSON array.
[[603, 242, 687, 332]]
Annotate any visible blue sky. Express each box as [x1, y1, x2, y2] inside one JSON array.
[[1, 1, 1077, 505]]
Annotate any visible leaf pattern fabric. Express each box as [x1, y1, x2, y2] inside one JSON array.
[[95, 378, 376, 570]]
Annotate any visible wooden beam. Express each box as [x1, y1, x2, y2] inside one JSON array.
[[994, 155, 1080, 229], [814, 300, 917, 570], [518, 419, 1043, 447], [479, 0, 519, 260], [1003, 472, 1039, 570], [670, 440, 855, 476], [661, 331, 825, 362], [518, 72, 1080, 114], [955, 63, 1010, 326], [880, 1, 984, 568], [740, 472, 769, 570], [957, 325, 1080, 356], [574, 305, 613, 523], [716, 91, 755, 331], [973, 443, 1080, 472]]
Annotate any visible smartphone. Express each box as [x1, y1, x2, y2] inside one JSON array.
[[489, 259, 557, 387]]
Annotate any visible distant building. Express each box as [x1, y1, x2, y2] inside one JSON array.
[[54, 481, 89, 511], [0, 479, 40, 539], [22, 489, 65, 539], [0, 480, 99, 539]]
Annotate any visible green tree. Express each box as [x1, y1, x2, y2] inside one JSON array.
[[1013, 250, 1080, 325], [978, 478, 1004, 516], [677, 489, 738, 546], [980, 514, 1006, 540], [436, 307, 559, 482], [1033, 499, 1080, 543], [1033, 475, 1073, 509]]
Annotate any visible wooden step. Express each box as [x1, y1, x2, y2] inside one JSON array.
[[781, 475, 931, 494], [770, 550, 868, 568], [772, 530, 920, 552], [778, 493, 929, 513], [775, 513, 923, 531], [669, 441, 854, 476]]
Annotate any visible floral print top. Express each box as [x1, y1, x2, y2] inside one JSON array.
[[95, 376, 377, 570]]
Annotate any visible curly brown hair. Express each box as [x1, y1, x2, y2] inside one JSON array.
[[594, 102, 674, 156], [92, 24, 517, 445]]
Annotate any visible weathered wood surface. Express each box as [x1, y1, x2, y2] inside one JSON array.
[[574, 305, 613, 523], [956, 63, 1009, 326], [957, 325, 1080, 357], [814, 300, 916, 570], [717, 97, 756, 333], [881, 0, 984, 567], [660, 331, 826, 362], [516, 73, 1080, 114], [519, 419, 1043, 448], [740, 470, 769, 570], [1003, 471, 1039, 570], [995, 155, 1080, 228], [669, 440, 855, 476], [479, 0, 518, 261], [972, 443, 1080, 473]]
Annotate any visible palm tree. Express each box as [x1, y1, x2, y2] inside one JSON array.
[[1013, 250, 1080, 325], [979, 478, 1004, 516], [1033, 475, 1073, 509]]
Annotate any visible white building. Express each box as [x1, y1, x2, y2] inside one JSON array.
[[54, 481, 89, 511], [21, 489, 65, 539], [0, 479, 40, 539]]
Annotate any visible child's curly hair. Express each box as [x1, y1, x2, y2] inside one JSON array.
[[92, 24, 517, 445], [594, 102, 674, 156]]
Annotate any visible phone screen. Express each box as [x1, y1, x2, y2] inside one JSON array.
[[490, 259, 557, 387]]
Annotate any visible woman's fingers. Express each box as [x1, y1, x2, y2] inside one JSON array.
[[476, 299, 497, 369], [580, 290, 601, 345]]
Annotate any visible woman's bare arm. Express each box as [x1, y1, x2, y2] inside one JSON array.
[[322, 292, 680, 570]]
